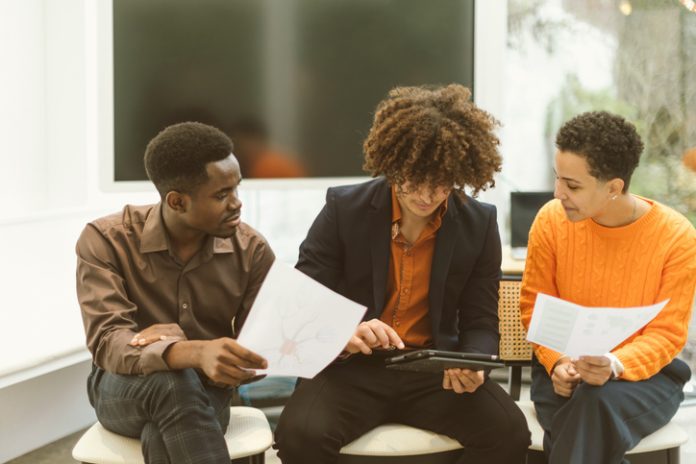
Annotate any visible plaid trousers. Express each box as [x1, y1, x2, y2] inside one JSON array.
[[87, 365, 233, 464]]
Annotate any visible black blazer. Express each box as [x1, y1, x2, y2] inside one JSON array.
[[297, 177, 502, 355]]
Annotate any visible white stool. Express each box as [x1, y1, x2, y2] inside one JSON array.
[[72, 406, 272, 464], [338, 424, 462, 464], [517, 400, 689, 463], [335, 401, 689, 464]]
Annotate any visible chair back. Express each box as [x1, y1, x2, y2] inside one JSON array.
[[498, 279, 533, 362]]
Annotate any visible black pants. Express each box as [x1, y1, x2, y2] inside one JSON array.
[[275, 353, 530, 464], [531, 357, 690, 464], [87, 365, 234, 464]]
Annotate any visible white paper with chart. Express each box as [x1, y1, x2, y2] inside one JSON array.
[[526, 293, 668, 358], [236, 261, 367, 378]]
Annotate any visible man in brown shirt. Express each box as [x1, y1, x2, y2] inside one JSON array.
[[275, 85, 530, 463], [76, 122, 274, 464]]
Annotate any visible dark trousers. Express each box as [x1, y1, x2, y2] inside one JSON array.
[[87, 365, 234, 464], [275, 353, 530, 464], [530, 357, 691, 464]]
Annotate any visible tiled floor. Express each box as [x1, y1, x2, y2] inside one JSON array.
[[8, 394, 696, 463], [7, 429, 83, 464], [5, 429, 281, 464]]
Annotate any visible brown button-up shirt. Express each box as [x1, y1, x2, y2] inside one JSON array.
[[379, 187, 447, 348], [76, 203, 274, 375]]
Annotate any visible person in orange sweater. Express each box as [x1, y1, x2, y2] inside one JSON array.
[[520, 111, 696, 464]]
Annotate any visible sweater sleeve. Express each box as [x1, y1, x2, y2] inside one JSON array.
[[520, 203, 564, 375], [612, 223, 696, 380]]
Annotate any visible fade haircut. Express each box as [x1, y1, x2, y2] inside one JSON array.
[[144, 122, 233, 198], [362, 84, 502, 195], [556, 111, 644, 192]]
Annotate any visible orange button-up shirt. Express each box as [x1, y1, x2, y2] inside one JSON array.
[[379, 187, 447, 348]]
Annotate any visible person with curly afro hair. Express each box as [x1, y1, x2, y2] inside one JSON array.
[[77, 122, 275, 463], [363, 84, 502, 195], [276, 85, 530, 464], [520, 111, 696, 463]]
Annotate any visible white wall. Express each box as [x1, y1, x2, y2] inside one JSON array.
[[0, 0, 94, 218], [473, 0, 508, 226], [0, 0, 47, 216], [0, 0, 155, 222], [44, 0, 88, 210], [0, 359, 94, 463]]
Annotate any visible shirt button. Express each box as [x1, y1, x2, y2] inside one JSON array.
[[402, 288, 409, 295], [182, 303, 189, 309]]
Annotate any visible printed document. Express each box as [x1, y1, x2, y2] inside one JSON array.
[[236, 261, 366, 378], [527, 294, 668, 358]]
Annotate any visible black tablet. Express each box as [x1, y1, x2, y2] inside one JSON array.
[[385, 349, 503, 373]]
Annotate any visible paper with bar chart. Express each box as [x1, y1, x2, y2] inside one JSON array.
[[527, 294, 668, 358]]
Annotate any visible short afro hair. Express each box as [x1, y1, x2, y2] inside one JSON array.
[[362, 84, 502, 195], [555, 111, 643, 192], [144, 122, 234, 198]]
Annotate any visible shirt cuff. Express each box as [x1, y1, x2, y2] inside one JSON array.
[[604, 352, 625, 379], [140, 338, 179, 374]]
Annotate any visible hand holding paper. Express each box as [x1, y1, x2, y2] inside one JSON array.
[[527, 294, 668, 358], [236, 261, 366, 378]]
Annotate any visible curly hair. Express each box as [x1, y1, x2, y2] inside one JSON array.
[[362, 84, 502, 195], [144, 122, 234, 198], [556, 111, 644, 192]]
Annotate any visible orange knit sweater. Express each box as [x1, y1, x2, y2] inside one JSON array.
[[520, 197, 696, 381]]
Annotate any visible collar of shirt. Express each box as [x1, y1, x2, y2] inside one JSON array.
[[390, 186, 448, 240], [139, 203, 236, 257]]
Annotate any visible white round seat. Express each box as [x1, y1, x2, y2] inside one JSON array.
[[338, 401, 688, 459], [516, 400, 689, 454], [72, 406, 272, 464], [339, 423, 462, 456]]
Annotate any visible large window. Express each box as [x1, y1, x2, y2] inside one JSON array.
[[503, 0, 696, 379], [112, 0, 475, 181]]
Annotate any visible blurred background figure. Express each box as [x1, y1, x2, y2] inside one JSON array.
[[684, 147, 696, 174], [230, 118, 307, 179]]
